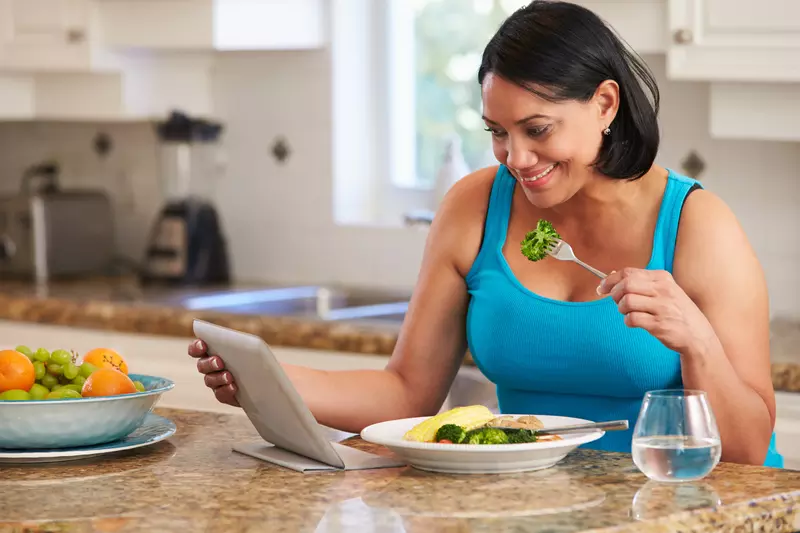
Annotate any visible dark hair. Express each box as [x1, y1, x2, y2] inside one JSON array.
[[478, 0, 660, 180]]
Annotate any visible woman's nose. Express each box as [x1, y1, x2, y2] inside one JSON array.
[[506, 139, 538, 171]]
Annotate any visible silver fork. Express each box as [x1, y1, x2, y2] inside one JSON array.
[[546, 239, 608, 279]]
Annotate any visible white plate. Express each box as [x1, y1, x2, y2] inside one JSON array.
[[0, 413, 176, 464], [361, 414, 604, 474]]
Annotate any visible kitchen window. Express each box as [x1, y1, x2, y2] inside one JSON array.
[[389, 0, 528, 189], [332, 0, 529, 226]]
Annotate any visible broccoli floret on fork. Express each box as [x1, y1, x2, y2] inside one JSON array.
[[520, 219, 560, 262]]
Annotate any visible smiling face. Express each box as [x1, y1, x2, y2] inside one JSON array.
[[481, 73, 619, 208]]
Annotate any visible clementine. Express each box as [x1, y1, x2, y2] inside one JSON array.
[[83, 347, 129, 375], [0, 349, 35, 393], [81, 368, 137, 397]]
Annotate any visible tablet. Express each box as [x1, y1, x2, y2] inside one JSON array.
[[192, 319, 346, 469]]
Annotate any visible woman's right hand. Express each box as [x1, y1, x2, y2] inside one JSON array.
[[188, 339, 240, 407]]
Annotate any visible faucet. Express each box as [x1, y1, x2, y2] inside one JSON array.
[[403, 209, 435, 227]]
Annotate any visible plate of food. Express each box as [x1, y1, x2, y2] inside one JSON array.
[[360, 405, 607, 474]]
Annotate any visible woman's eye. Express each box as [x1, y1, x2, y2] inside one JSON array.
[[527, 125, 550, 137], [484, 127, 505, 137]]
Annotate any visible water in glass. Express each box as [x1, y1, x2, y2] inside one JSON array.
[[632, 389, 721, 482]]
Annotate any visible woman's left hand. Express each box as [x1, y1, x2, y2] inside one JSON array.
[[596, 267, 717, 355]]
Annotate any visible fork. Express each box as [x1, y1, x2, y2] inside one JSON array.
[[546, 239, 608, 279], [491, 419, 629, 435]]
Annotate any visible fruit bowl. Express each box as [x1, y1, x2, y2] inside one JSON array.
[[0, 374, 174, 450]]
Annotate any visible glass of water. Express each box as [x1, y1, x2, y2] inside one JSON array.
[[632, 389, 722, 482]]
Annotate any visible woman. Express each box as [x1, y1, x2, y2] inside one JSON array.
[[190, 1, 782, 467]]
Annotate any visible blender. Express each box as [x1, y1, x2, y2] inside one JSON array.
[[140, 111, 231, 285]]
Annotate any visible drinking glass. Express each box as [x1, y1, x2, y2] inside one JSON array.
[[632, 389, 721, 482]]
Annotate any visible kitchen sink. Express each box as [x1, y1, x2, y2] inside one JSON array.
[[170, 285, 410, 325]]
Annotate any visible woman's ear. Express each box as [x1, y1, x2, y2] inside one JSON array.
[[593, 79, 619, 131]]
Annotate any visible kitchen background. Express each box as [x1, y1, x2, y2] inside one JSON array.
[[0, 0, 798, 468], [0, 32, 798, 316]]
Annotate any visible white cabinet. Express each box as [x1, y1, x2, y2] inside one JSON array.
[[97, 0, 326, 51], [576, 0, 668, 54], [667, 0, 800, 81], [0, 0, 96, 72]]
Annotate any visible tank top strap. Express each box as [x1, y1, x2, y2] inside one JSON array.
[[467, 165, 516, 281], [651, 169, 703, 273], [484, 165, 516, 245]]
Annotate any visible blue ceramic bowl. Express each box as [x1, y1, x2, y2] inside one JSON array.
[[0, 374, 174, 450]]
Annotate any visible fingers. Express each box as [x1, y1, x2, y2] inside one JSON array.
[[624, 311, 655, 330], [597, 268, 664, 299], [609, 278, 659, 303], [204, 370, 234, 389], [196, 355, 226, 374], [188, 339, 207, 358], [596, 269, 622, 295], [188, 339, 240, 407], [214, 383, 240, 407], [617, 293, 656, 315]]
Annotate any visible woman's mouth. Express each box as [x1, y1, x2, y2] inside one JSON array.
[[518, 163, 559, 188]]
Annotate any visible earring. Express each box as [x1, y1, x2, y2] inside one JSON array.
[[603, 127, 611, 136]]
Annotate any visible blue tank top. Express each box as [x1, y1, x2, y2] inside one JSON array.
[[465, 165, 783, 468]]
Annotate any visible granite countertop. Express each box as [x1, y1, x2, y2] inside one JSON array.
[[0, 408, 798, 533], [0, 277, 401, 355], [0, 277, 798, 393]]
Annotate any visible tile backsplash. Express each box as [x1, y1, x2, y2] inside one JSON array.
[[0, 51, 797, 318]]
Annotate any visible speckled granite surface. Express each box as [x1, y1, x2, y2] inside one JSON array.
[[1, 278, 799, 393], [0, 408, 798, 533]]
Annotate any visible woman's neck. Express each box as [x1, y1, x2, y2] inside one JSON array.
[[547, 165, 666, 229]]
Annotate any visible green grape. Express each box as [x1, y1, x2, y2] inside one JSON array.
[[71, 375, 87, 388], [0, 389, 31, 401], [50, 349, 72, 366], [51, 384, 64, 391], [15, 345, 34, 361], [60, 384, 83, 394], [40, 373, 59, 389], [62, 362, 79, 380], [58, 374, 71, 385], [133, 381, 145, 393], [46, 362, 64, 376], [79, 362, 98, 378], [28, 383, 49, 400], [45, 389, 81, 400], [33, 348, 51, 363], [63, 361, 79, 380], [33, 361, 46, 380]]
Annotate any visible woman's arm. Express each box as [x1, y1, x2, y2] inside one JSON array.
[[286, 171, 495, 433], [196, 169, 496, 435], [597, 188, 775, 464], [671, 190, 775, 464]]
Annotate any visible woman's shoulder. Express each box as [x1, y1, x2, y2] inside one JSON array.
[[435, 165, 501, 225], [430, 165, 503, 276], [673, 181, 765, 303], [445, 164, 501, 205]]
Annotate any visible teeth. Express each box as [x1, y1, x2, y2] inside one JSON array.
[[523, 163, 557, 182]]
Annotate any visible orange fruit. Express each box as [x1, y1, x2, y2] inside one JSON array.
[[83, 347, 129, 375], [0, 349, 35, 393], [81, 368, 137, 397]]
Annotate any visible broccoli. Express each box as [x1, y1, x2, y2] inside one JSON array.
[[502, 428, 538, 444], [435, 424, 467, 443], [520, 219, 561, 262], [464, 427, 509, 445]]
